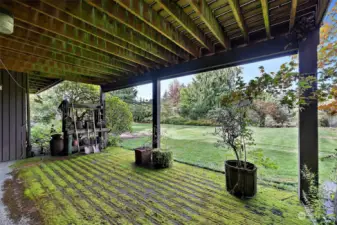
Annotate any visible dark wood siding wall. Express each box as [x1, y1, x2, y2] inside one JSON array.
[[0, 70, 27, 162]]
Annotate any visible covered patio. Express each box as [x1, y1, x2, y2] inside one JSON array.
[[6, 147, 310, 224], [0, 0, 332, 222]]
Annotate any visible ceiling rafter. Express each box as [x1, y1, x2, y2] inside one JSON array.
[[87, 0, 198, 58], [189, 0, 231, 49], [0, 45, 118, 79], [0, 36, 136, 77], [289, 0, 298, 31], [155, 0, 213, 52], [316, 0, 330, 26], [7, 25, 133, 75], [39, 0, 177, 65], [16, 24, 140, 74], [1, 59, 103, 85], [1, 1, 155, 69], [1, 50, 115, 80], [260, 0, 271, 39], [227, 0, 249, 43]]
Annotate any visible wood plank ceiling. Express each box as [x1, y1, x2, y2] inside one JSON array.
[[0, 0, 329, 93]]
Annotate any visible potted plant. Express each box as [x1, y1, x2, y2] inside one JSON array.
[[209, 97, 257, 198], [208, 73, 269, 198], [152, 149, 173, 168], [151, 131, 173, 168]]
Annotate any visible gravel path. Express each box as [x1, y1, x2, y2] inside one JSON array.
[[0, 161, 30, 225]]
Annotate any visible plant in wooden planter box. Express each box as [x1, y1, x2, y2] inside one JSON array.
[[152, 149, 173, 169]]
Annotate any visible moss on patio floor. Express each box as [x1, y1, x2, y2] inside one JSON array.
[[11, 147, 310, 225]]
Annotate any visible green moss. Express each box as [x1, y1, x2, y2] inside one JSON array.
[[15, 147, 311, 224]]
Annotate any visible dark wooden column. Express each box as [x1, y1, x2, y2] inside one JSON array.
[[298, 29, 319, 201], [99, 87, 106, 147], [26, 74, 32, 157], [152, 79, 160, 149], [100, 87, 106, 121]]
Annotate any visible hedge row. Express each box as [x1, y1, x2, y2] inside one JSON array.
[[160, 117, 216, 126]]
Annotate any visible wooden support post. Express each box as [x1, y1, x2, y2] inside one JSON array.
[[26, 74, 32, 157], [99, 87, 106, 147], [298, 29, 319, 201], [152, 79, 160, 149]]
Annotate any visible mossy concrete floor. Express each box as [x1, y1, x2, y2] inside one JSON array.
[[9, 147, 310, 225]]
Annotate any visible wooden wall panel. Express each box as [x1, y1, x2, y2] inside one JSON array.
[[9, 71, 16, 160], [16, 74, 23, 159], [0, 70, 27, 162], [0, 72, 2, 162], [2, 70, 10, 161], [22, 75, 27, 159]]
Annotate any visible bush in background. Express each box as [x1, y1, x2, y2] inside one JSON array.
[[105, 96, 133, 135], [161, 116, 216, 126]]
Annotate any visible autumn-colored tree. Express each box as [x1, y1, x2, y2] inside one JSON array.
[[252, 100, 276, 127], [167, 79, 183, 107]]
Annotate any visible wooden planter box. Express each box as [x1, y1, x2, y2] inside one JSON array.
[[134, 147, 152, 165]]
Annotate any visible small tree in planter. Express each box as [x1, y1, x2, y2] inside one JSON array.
[[208, 72, 278, 198], [209, 98, 257, 198]]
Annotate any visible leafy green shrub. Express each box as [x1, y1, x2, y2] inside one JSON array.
[[161, 116, 188, 125], [107, 136, 121, 147], [152, 149, 173, 168], [161, 116, 216, 126], [319, 116, 330, 127], [105, 96, 133, 135], [183, 119, 216, 126]]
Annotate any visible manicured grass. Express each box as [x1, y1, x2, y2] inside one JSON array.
[[15, 147, 310, 224], [121, 123, 337, 188]]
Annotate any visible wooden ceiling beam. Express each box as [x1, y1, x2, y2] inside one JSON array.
[[87, 0, 198, 59], [316, 0, 330, 26], [227, 0, 249, 43], [1, 1, 155, 69], [260, 0, 271, 39], [7, 25, 134, 74], [0, 37, 134, 78], [289, 0, 298, 31], [29, 76, 57, 83], [40, 0, 177, 65], [1, 50, 116, 80], [0, 62, 102, 85], [189, 0, 231, 49], [155, 0, 213, 52]]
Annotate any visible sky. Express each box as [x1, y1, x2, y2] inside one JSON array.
[[136, 56, 292, 99]]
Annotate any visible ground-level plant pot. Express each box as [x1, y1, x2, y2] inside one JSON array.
[[134, 147, 152, 165], [152, 150, 173, 168], [225, 160, 257, 198]]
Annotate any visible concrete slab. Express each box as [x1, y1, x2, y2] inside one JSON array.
[[0, 161, 30, 225]]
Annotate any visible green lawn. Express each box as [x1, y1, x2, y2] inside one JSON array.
[[121, 123, 337, 189], [13, 147, 310, 224]]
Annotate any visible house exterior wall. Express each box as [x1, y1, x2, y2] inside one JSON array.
[[0, 70, 27, 162]]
